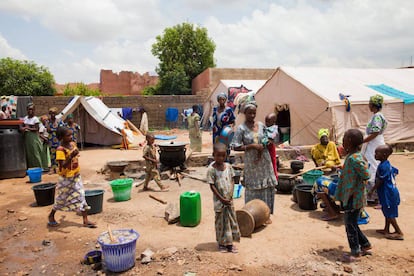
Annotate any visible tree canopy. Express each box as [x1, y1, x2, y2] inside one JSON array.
[[152, 22, 216, 95], [0, 57, 55, 96]]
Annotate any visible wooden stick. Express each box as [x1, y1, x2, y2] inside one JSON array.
[[149, 194, 167, 204], [176, 173, 182, 186], [107, 224, 116, 243], [288, 165, 327, 179], [180, 172, 206, 182]]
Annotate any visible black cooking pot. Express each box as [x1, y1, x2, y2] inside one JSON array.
[[290, 160, 304, 173], [276, 173, 296, 194], [158, 141, 188, 168]]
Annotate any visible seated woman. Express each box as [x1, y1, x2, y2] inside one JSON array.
[[311, 128, 341, 169]]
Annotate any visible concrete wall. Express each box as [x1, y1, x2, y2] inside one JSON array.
[[99, 70, 158, 95], [33, 95, 204, 129]]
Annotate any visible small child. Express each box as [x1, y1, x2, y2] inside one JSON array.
[[48, 126, 96, 228], [142, 134, 169, 192], [206, 143, 241, 253], [368, 144, 403, 240], [64, 113, 81, 145], [334, 129, 371, 262], [264, 113, 279, 178]]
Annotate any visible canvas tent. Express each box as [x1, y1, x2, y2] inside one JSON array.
[[201, 79, 267, 127], [57, 96, 144, 146], [255, 67, 414, 146]]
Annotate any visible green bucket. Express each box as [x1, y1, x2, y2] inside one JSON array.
[[110, 178, 133, 202], [303, 170, 324, 185]]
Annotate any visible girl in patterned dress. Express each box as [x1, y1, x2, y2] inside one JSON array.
[[47, 126, 96, 228], [47, 107, 64, 174], [207, 143, 240, 253]]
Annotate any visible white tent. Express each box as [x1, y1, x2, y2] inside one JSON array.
[[57, 96, 144, 146], [255, 67, 414, 146], [201, 79, 267, 127]]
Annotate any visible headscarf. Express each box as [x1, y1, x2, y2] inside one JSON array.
[[217, 92, 227, 101], [27, 103, 34, 109], [49, 107, 58, 113], [318, 128, 329, 139], [369, 94, 383, 109], [242, 100, 257, 113], [67, 113, 74, 119], [40, 115, 49, 121]]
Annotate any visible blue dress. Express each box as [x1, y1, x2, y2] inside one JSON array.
[[375, 160, 400, 218]]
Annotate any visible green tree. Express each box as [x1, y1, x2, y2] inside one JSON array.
[[152, 22, 216, 95], [62, 83, 101, 96], [0, 57, 55, 96]]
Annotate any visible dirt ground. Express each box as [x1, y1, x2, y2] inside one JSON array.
[[0, 129, 413, 275]]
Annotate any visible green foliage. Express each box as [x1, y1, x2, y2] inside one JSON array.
[[0, 57, 55, 96], [152, 22, 216, 95], [141, 85, 158, 96], [62, 83, 101, 96]]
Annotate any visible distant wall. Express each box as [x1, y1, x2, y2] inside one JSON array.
[[33, 95, 204, 129], [99, 70, 158, 95]]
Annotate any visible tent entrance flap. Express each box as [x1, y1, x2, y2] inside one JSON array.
[[274, 104, 291, 143]]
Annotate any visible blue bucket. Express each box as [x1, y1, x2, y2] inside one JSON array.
[[27, 167, 42, 183], [98, 229, 140, 272]]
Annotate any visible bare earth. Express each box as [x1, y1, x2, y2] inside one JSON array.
[[0, 129, 413, 275]]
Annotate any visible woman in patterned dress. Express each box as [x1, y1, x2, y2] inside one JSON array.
[[231, 101, 277, 224], [212, 93, 235, 156], [362, 94, 387, 204], [47, 107, 64, 173]]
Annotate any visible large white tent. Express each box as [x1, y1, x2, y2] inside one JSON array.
[[201, 79, 267, 127], [57, 96, 144, 146], [255, 67, 414, 146]]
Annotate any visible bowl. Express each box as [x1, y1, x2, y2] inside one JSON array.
[[84, 250, 102, 265]]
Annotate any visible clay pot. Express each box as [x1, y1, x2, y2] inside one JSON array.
[[236, 199, 270, 237]]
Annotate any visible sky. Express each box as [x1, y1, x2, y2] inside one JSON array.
[[0, 0, 413, 84]]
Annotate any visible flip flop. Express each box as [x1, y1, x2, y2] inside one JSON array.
[[218, 245, 227, 253], [228, 245, 238, 253], [342, 254, 361, 263], [385, 233, 404, 240], [83, 223, 97, 229], [47, 221, 59, 227]]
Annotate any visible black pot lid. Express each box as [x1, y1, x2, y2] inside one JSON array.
[[158, 141, 188, 147]]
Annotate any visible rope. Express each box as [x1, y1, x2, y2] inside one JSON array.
[[289, 106, 330, 140]]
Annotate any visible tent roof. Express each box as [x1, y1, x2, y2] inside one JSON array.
[[219, 79, 267, 93], [271, 67, 414, 105], [56, 96, 123, 135]]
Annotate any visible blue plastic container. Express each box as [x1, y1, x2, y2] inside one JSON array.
[[233, 184, 243, 199], [98, 229, 140, 272], [27, 167, 42, 183]]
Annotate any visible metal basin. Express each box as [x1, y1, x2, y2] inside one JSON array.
[[107, 161, 129, 173]]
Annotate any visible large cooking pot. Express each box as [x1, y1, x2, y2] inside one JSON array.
[[276, 173, 296, 194], [158, 141, 188, 168]]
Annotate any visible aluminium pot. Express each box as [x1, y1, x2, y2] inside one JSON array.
[[158, 141, 188, 168]]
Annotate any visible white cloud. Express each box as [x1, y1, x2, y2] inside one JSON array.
[[0, 34, 26, 59]]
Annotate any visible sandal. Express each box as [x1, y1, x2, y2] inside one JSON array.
[[385, 233, 404, 240], [342, 253, 361, 263], [83, 222, 97, 229], [227, 245, 238, 253], [47, 221, 59, 227]]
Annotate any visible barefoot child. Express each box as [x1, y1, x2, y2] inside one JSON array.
[[142, 133, 169, 192], [368, 144, 403, 240], [48, 126, 96, 228], [206, 143, 241, 253], [335, 129, 371, 262]]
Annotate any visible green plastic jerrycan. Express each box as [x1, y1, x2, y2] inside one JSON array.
[[180, 191, 201, 227]]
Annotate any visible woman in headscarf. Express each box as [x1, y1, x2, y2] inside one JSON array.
[[231, 100, 277, 224], [20, 103, 46, 169], [47, 107, 64, 173], [311, 128, 341, 169], [212, 93, 235, 156], [64, 113, 81, 144], [362, 94, 387, 204], [188, 105, 202, 152]]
